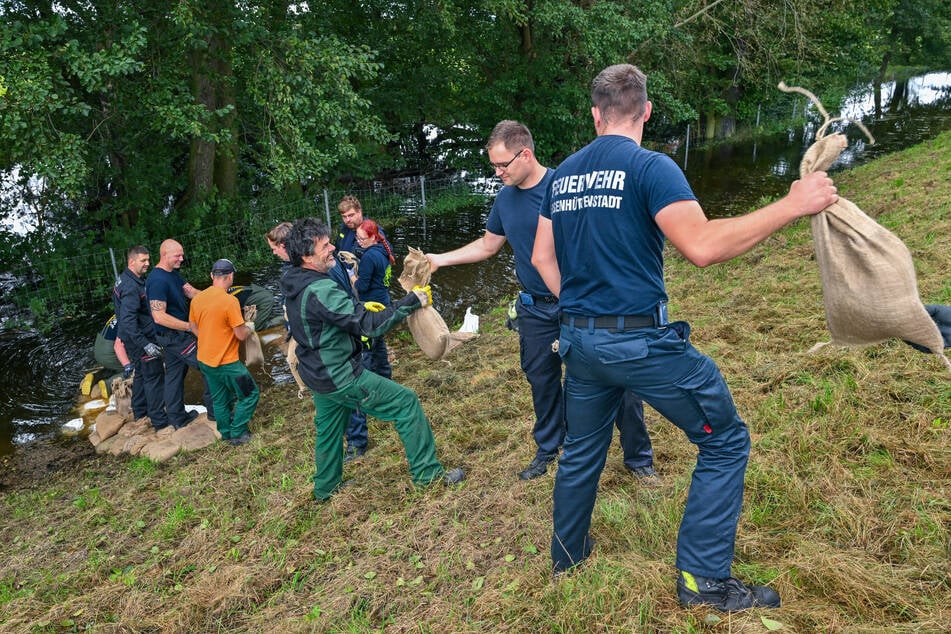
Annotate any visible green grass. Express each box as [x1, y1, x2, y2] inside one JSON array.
[[0, 132, 949, 632]]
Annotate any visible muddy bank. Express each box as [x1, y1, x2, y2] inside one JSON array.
[[0, 436, 97, 491]]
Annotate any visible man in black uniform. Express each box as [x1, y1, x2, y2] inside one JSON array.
[[113, 245, 169, 430]]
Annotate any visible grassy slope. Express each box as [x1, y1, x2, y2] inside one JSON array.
[[1, 132, 948, 633]]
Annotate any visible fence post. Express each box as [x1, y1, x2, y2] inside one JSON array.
[[683, 124, 690, 171], [323, 189, 331, 226], [109, 247, 119, 282], [419, 175, 427, 239]]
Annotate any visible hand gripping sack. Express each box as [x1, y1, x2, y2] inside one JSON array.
[[398, 247, 477, 360], [779, 83, 951, 372]]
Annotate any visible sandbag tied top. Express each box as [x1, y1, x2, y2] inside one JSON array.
[[779, 83, 950, 372], [398, 247, 477, 360], [398, 246, 434, 291]]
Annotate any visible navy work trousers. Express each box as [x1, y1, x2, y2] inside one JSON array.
[[157, 330, 214, 427], [516, 295, 653, 465], [551, 320, 750, 579], [128, 344, 168, 430]]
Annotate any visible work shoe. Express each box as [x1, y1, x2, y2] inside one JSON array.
[[518, 455, 555, 480], [173, 410, 200, 430], [228, 432, 253, 446], [627, 464, 663, 486], [80, 372, 94, 396], [443, 467, 466, 486], [677, 571, 781, 611], [343, 445, 366, 464], [553, 536, 596, 579], [315, 478, 356, 503]]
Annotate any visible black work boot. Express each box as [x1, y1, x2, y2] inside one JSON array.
[[518, 455, 556, 480], [677, 571, 781, 611]]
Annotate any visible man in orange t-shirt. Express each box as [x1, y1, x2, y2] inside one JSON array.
[[189, 259, 259, 445]]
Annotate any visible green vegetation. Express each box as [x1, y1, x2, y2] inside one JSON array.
[[3, 1, 950, 270], [0, 134, 949, 631]]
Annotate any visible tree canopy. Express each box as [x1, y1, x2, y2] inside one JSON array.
[[1, 0, 949, 258]]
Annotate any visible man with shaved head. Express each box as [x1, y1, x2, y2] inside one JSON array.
[[146, 239, 215, 428]]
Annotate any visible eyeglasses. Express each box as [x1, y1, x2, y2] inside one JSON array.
[[489, 149, 524, 171], [356, 234, 371, 243]]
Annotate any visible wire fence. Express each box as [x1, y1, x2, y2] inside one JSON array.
[[1, 174, 492, 330]]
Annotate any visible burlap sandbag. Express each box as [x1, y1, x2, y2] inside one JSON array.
[[398, 247, 477, 360], [779, 83, 950, 372], [110, 376, 134, 420], [240, 305, 265, 366], [94, 410, 126, 440], [282, 302, 308, 399]]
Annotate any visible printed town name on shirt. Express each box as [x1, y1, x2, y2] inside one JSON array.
[[549, 169, 625, 213]]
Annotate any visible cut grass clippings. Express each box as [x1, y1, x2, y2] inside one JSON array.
[[1, 132, 949, 632]]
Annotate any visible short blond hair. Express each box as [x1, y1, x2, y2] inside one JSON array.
[[338, 195, 362, 215]]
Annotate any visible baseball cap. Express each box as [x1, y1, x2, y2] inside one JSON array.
[[211, 258, 236, 274]]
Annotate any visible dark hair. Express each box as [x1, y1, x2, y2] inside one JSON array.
[[591, 64, 648, 124], [266, 221, 293, 246], [486, 120, 534, 154], [287, 218, 330, 267], [126, 245, 149, 260], [358, 219, 395, 264]]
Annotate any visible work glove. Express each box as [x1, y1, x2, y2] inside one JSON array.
[[122, 363, 134, 379], [412, 285, 432, 308], [363, 301, 386, 313], [143, 342, 162, 359]]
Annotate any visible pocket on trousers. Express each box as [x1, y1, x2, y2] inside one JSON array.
[[235, 373, 256, 397], [594, 337, 649, 365]]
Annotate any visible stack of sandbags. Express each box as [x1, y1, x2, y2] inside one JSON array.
[[88, 409, 223, 463]]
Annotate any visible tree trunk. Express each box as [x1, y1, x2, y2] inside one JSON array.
[[182, 44, 217, 209], [704, 112, 717, 140], [213, 39, 238, 200]]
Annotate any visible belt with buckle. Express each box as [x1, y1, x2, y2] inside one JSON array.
[[560, 314, 657, 330], [532, 295, 559, 304]]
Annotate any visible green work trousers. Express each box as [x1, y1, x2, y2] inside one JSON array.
[[198, 361, 259, 440], [311, 370, 444, 500]]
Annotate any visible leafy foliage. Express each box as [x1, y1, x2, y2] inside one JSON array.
[[1, 0, 947, 262]]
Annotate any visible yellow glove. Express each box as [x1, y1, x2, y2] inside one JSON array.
[[363, 301, 386, 312], [412, 285, 433, 308]]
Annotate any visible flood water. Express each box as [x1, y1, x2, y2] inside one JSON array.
[[1, 72, 949, 465]]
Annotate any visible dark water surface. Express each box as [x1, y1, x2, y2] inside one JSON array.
[[1, 72, 949, 465]]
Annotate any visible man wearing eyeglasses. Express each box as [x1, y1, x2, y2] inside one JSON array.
[[426, 120, 659, 483]]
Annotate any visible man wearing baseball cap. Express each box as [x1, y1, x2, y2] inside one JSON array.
[[188, 259, 259, 445]]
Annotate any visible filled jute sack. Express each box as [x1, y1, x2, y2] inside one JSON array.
[[281, 303, 308, 398], [398, 247, 477, 360], [780, 83, 950, 372], [240, 304, 264, 366], [285, 336, 308, 399], [111, 376, 134, 420]]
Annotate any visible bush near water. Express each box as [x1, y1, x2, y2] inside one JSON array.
[[0, 132, 948, 632]]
